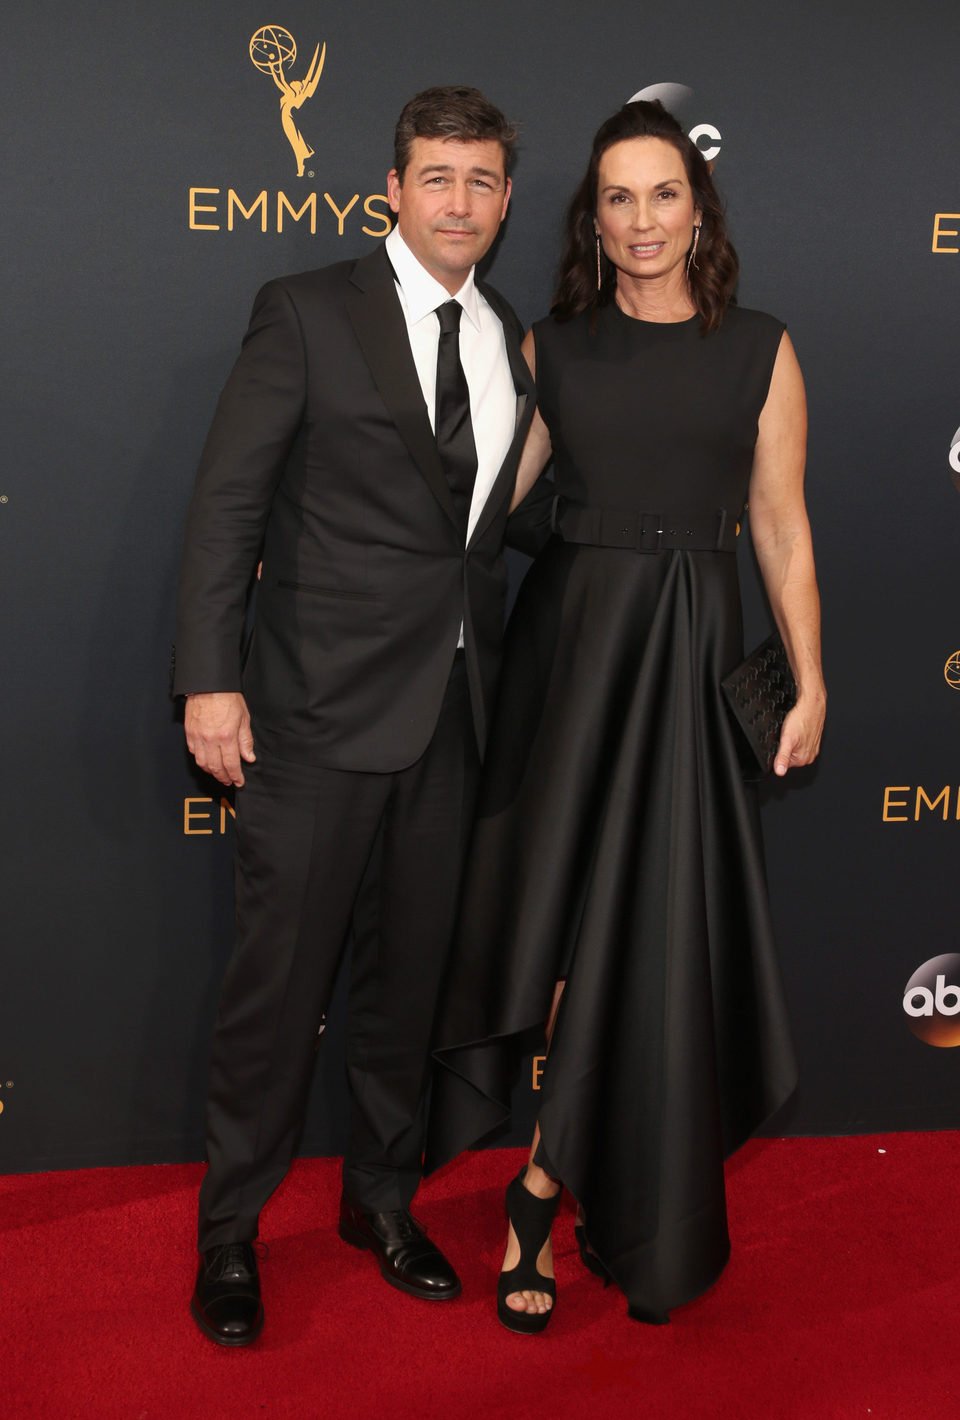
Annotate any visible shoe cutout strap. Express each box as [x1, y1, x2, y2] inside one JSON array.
[[499, 1170, 560, 1297]]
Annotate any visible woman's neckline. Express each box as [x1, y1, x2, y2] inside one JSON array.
[[610, 299, 699, 327]]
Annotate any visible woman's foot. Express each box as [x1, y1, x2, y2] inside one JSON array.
[[497, 1166, 561, 1334]]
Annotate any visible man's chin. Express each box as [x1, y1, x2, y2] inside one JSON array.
[[435, 253, 483, 281]]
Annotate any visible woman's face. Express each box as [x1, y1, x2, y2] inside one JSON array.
[[595, 137, 700, 288]]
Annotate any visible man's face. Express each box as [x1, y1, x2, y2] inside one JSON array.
[[387, 137, 511, 294]]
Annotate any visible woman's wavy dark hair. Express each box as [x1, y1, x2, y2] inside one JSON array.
[[553, 100, 738, 333]]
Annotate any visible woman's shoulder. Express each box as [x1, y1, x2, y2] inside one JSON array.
[[531, 306, 591, 351], [532, 306, 586, 332], [719, 304, 786, 340]]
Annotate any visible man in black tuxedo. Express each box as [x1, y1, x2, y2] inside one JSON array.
[[174, 87, 543, 1346]]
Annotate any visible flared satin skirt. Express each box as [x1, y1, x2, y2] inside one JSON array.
[[426, 539, 797, 1320]]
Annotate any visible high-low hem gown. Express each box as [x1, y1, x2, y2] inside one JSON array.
[[425, 301, 798, 1322]]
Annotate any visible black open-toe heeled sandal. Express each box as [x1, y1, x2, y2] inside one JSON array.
[[497, 1169, 561, 1335]]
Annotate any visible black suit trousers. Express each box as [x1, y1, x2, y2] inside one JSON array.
[[197, 655, 479, 1249]]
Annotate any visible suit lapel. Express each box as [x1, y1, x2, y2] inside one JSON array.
[[479, 278, 533, 430], [345, 245, 460, 531], [467, 279, 536, 550]]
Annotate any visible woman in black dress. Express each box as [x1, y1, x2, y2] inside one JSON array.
[[426, 101, 825, 1331]]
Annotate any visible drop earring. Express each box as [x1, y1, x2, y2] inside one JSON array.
[[686, 223, 701, 278], [595, 231, 602, 291]]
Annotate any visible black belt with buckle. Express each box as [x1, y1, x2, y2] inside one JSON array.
[[551, 497, 738, 553]]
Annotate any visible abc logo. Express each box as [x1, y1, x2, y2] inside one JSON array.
[[903, 953, 960, 1046], [628, 83, 722, 161]]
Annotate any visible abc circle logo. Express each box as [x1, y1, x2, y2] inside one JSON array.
[[950, 426, 960, 493], [628, 83, 721, 161], [903, 954, 960, 1046]]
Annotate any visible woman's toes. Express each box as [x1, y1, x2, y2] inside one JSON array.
[[505, 1286, 554, 1313]]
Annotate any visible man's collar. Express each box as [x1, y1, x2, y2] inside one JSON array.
[[385, 226, 481, 331]]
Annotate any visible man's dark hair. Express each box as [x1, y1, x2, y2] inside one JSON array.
[[393, 86, 518, 180]]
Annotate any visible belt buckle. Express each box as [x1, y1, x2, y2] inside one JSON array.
[[637, 513, 663, 552]]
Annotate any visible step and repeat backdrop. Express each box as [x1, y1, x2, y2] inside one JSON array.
[[2, 0, 958, 1171]]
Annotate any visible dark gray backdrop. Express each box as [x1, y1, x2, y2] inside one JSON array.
[[3, 0, 959, 1171]]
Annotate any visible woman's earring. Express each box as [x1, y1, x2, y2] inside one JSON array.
[[595, 231, 602, 291], [686, 223, 701, 278]]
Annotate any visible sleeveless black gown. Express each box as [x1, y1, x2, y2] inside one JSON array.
[[426, 302, 798, 1322]]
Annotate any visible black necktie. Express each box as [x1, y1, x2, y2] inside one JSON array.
[[434, 300, 478, 535]]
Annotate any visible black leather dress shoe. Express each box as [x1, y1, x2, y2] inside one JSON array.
[[190, 1241, 264, 1346], [338, 1200, 461, 1300]]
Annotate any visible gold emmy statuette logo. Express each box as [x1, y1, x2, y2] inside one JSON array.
[[945, 652, 960, 689], [250, 26, 326, 177]]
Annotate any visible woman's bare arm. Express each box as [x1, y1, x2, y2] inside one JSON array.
[[509, 329, 554, 512], [747, 332, 826, 776]]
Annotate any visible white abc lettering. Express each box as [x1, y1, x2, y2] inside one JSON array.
[[904, 987, 934, 1017], [935, 974, 960, 1015], [688, 123, 722, 161], [949, 442, 960, 474]]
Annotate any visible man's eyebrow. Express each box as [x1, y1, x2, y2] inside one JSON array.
[[415, 164, 502, 181]]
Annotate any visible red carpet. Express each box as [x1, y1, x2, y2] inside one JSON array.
[[4, 1135, 959, 1418]]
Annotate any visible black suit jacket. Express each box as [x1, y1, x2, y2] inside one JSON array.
[[173, 243, 540, 772]]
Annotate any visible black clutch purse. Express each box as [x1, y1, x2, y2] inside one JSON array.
[[721, 630, 797, 776]]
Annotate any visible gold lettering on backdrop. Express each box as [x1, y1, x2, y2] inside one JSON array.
[[189, 188, 221, 231], [916, 786, 950, 821], [186, 36, 392, 241], [324, 192, 359, 235], [932, 214, 960, 253], [188, 189, 393, 238], [362, 194, 393, 238], [882, 787, 910, 822], [250, 28, 326, 178], [882, 786, 960, 821], [228, 189, 268, 232], [278, 191, 317, 233], [184, 797, 214, 834], [532, 1055, 545, 1090], [184, 797, 236, 834]]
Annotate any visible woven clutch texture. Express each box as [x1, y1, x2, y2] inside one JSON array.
[[721, 631, 797, 776]]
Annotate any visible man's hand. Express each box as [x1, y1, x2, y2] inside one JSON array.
[[184, 692, 255, 787]]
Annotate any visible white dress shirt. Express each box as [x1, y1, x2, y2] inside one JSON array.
[[384, 225, 517, 544]]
